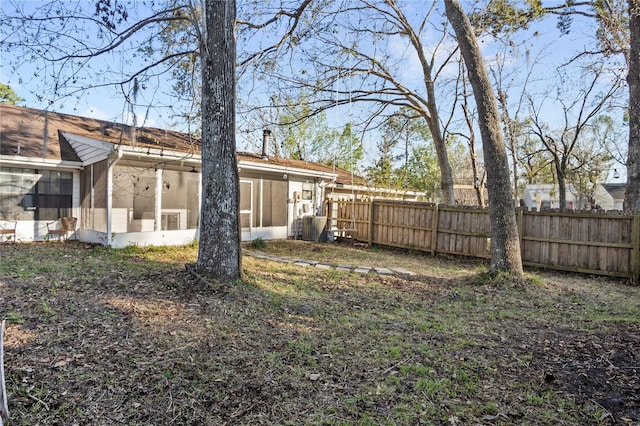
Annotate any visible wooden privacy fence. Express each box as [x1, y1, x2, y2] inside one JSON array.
[[325, 199, 640, 281]]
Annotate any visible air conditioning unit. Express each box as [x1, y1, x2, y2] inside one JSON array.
[[302, 216, 327, 242]]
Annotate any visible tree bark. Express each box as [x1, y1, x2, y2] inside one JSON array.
[[557, 158, 568, 211], [196, 0, 242, 283], [445, 0, 523, 275], [625, 0, 640, 211]]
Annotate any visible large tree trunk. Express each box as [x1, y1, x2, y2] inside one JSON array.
[[445, 0, 523, 275], [625, 0, 640, 211], [196, 0, 242, 283]]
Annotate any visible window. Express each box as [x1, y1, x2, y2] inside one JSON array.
[[0, 167, 73, 220]]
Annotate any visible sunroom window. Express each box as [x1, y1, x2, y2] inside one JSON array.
[[0, 167, 72, 220]]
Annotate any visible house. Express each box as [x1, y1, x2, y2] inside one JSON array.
[[520, 183, 578, 211], [0, 104, 390, 246], [594, 183, 625, 211], [521, 182, 627, 212]]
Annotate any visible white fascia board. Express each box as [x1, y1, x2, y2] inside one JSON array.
[[118, 145, 201, 165], [326, 182, 421, 197], [0, 155, 83, 170], [238, 160, 338, 180]]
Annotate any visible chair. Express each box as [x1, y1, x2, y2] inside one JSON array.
[[0, 221, 16, 243], [47, 217, 77, 241]]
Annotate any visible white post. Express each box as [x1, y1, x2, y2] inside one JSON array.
[[155, 167, 162, 231]]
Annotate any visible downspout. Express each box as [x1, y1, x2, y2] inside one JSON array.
[[106, 148, 124, 246]]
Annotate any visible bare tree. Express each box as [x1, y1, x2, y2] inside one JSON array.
[[457, 65, 485, 207], [526, 65, 623, 211], [488, 40, 549, 203], [445, 0, 523, 275], [474, 0, 638, 211], [242, 0, 459, 204]]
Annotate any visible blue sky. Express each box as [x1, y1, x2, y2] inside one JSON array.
[[0, 0, 629, 180]]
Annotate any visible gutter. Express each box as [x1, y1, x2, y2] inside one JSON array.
[[118, 145, 201, 165], [237, 160, 338, 181]]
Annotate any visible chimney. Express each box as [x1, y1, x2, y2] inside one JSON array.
[[261, 129, 271, 160]]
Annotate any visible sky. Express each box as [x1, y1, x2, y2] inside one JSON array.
[[0, 0, 629, 181]]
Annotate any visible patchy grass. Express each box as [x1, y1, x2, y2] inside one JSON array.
[[0, 240, 639, 425]]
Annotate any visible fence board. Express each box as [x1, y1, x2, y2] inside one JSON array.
[[325, 199, 640, 280]]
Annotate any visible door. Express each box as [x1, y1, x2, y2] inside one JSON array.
[[240, 180, 253, 236]]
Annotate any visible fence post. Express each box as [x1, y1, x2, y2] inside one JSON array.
[[367, 200, 374, 247], [633, 214, 640, 284], [517, 208, 524, 258], [430, 204, 439, 256]]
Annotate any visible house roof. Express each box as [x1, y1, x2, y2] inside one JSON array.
[[602, 183, 626, 200], [0, 103, 198, 161], [0, 104, 366, 185]]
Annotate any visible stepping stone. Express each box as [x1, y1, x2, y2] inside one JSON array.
[[392, 268, 416, 276], [315, 263, 331, 270], [354, 267, 371, 274], [294, 262, 310, 267], [336, 266, 351, 272], [375, 267, 393, 275]]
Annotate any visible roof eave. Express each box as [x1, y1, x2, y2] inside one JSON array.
[[117, 145, 201, 165], [0, 155, 84, 170], [238, 159, 338, 180]]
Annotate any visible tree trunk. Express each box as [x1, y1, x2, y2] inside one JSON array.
[[554, 156, 567, 212], [470, 143, 484, 207], [196, 0, 242, 283], [424, 86, 455, 205], [625, 0, 640, 211], [445, 0, 523, 275], [558, 172, 567, 212], [497, 89, 520, 204]]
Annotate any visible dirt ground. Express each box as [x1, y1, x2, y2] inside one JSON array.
[[0, 241, 639, 425]]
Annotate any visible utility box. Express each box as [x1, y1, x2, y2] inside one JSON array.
[[302, 216, 327, 242]]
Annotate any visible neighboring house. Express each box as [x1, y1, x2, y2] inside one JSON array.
[[594, 183, 625, 211], [520, 183, 578, 211], [0, 104, 418, 246]]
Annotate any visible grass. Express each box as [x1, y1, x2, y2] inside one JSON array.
[[0, 240, 639, 425]]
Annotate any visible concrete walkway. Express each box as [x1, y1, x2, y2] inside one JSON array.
[[244, 250, 416, 277]]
